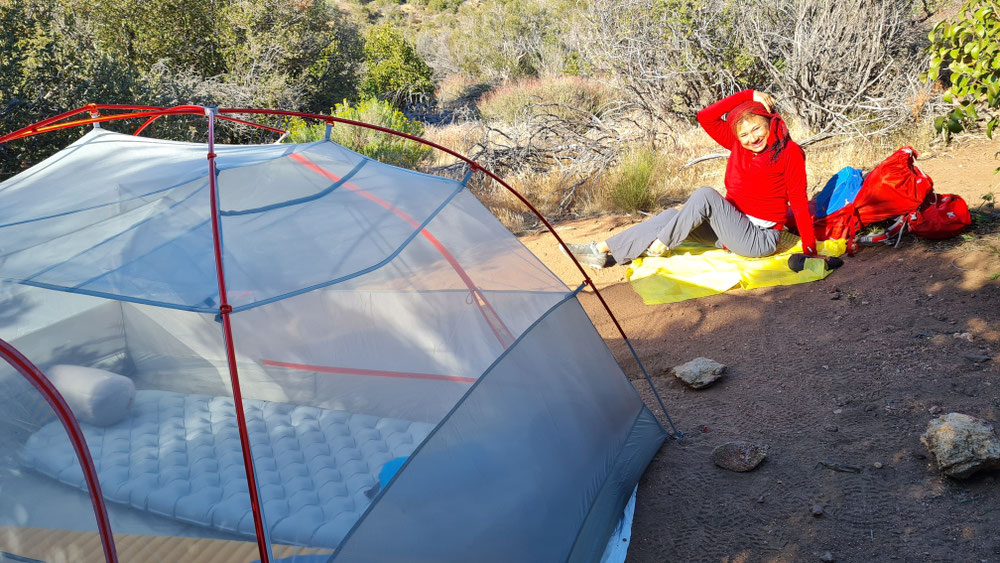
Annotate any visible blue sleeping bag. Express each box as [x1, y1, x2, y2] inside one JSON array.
[[812, 167, 863, 219]]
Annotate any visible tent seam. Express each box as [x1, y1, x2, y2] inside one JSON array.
[[229, 180, 467, 313]]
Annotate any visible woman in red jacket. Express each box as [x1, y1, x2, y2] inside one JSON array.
[[566, 90, 817, 269]]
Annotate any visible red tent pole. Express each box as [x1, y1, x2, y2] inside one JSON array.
[[204, 107, 273, 563], [0, 338, 119, 563]]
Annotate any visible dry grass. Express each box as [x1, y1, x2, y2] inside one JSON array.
[[420, 122, 482, 168], [436, 75, 493, 109], [476, 76, 617, 124]]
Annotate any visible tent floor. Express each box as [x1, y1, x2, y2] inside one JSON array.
[[0, 527, 329, 563]]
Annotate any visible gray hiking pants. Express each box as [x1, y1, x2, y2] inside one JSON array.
[[606, 187, 781, 262]]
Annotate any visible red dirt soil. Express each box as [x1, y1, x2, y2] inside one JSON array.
[[521, 140, 1000, 563]]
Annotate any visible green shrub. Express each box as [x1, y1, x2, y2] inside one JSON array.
[[449, 0, 580, 81], [476, 76, 614, 123], [360, 24, 435, 105], [285, 98, 432, 169], [605, 148, 659, 213], [924, 0, 1000, 143]]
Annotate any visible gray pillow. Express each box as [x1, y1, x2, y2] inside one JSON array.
[[46, 365, 136, 427]]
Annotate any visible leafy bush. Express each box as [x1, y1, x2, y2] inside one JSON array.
[[924, 0, 1000, 142], [0, 0, 159, 179], [448, 0, 581, 82], [477, 76, 614, 123], [286, 98, 432, 169], [604, 147, 660, 213], [360, 24, 435, 105], [1, 0, 363, 179]]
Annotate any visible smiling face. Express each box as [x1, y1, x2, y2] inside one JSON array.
[[735, 114, 770, 153]]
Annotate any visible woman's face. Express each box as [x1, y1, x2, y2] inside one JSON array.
[[736, 115, 770, 153]]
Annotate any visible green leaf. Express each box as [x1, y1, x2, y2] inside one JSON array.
[[988, 117, 998, 139], [948, 118, 964, 133], [934, 116, 947, 132]]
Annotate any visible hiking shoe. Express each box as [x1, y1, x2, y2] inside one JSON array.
[[562, 241, 610, 269]]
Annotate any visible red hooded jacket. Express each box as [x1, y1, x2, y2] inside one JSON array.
[[696, 90, 817, 255]]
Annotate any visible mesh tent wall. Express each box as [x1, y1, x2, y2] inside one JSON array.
[[0, 106, 669, 563]]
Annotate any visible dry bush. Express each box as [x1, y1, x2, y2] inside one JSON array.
[[739, 0, 938, 138], [582, 0, 758, 134]]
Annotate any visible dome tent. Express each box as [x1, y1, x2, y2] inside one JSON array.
[[0, 105, 671, 563]]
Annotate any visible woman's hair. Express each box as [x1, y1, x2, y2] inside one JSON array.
[[726, 101, 790, 162]]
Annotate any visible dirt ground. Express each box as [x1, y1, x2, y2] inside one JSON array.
[[521, 140, 1000, 563]]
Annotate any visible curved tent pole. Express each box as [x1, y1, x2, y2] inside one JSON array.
[[0, 338, 119, 563], [0, 104, 679, 435], [0, 105, 283, 145], [203, 108, 274, 563]]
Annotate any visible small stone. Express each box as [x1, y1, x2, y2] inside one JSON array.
[[757, 495, 766, 503], [920, 413, 1000, 478], [861, 300, 870, 305], [671, 357, 727, 389], [954, 332, 974, 342], [874, 462, 884, 469], [830, 293, 841, 300], [824, 424, 839, 432], [822, 365, 829, 370], [821, 551, 836, 562], [966, 354, 991, 363], [811, 504, 825, 517], [929, 406, 943, 415], [833, 408, 843, 414], [711, 442, 767, 472]]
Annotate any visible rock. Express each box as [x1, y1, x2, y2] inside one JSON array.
[[874, 462, 884, 469], [929, 406, 943, 415], [711, 442, 767, 472], [920, 413, 1000, 478], [966, 354, 991, 363], [824, 424, 839, 432], [671, 357, 726, 389], [811, 504, 825, 517], [821, 551, 836, 562]]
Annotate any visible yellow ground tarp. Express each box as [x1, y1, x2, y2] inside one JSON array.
[[625, 232, 847, 305]]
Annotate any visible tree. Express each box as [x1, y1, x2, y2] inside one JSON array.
[[0, 0, 154, 179], [924, 0, 1000, 143], [359, 24, 434, 105]]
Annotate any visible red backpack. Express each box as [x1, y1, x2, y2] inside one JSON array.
[[808, 147, 935, 250], [906, 193, 972, 239]]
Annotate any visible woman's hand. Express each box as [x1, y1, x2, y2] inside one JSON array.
[[752, 91, 776, 113]]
